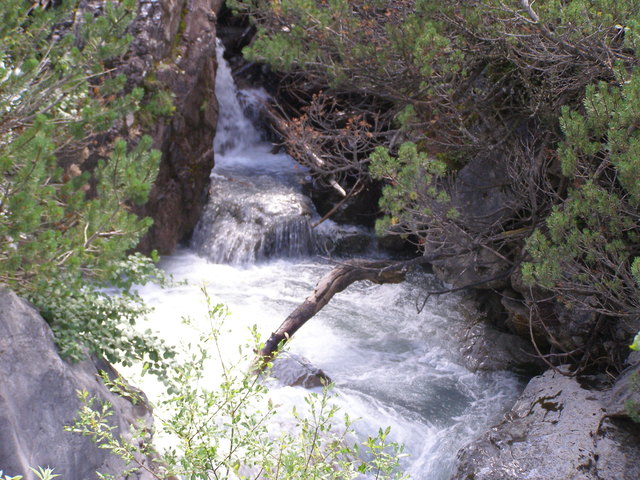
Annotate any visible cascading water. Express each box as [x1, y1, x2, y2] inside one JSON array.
[[131, 41, 524, 479], [190, 41, 318, 263]]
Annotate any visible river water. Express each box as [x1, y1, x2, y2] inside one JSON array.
[[131, 42, 523, 479]]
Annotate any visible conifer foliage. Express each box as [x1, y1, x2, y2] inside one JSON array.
[[0, 0, 173, 372]]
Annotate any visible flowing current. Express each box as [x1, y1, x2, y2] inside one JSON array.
[[131, 43, 523, 479]]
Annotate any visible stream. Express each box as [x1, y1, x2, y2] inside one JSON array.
[[129, 42, 524, 479]]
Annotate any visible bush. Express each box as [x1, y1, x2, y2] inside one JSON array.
[[0, 0, 173, 371], [523, 72, 640, 322], [68, 293, 407, 479]]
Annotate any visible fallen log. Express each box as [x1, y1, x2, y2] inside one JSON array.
[[257, 258, 415, 365], [256, 250, 518, 369]]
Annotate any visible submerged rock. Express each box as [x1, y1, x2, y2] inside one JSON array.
[[0, 288, 155, 480], [452, 368, 640, 480], [268, 352, 331, 389]]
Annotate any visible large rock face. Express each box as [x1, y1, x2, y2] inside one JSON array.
[[0, 288, 154, 480], [129, 0, 223, 254], [452, 369, 640, 480]]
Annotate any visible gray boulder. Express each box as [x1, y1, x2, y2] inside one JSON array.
[[452, 368, 640, 480], [0, 288, 155, 480], [608, 352, 640, 418], [268, 352, 331, 389]]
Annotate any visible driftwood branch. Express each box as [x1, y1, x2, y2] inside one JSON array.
[[257, 257, 437, 365]]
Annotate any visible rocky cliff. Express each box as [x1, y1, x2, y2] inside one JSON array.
[[129, 0, 223, 254]]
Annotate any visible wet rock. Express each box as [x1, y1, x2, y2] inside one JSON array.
[[452, 369, 640, 480], [191, 174, 316, 263], [129, 0, 223, 254], [0, 288, 155, 480], [268, 352, 331, 389], [315, 221, 374, 256], [459, 322, 545, 374]]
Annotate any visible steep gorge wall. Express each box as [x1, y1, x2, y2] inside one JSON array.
[[128, 0, 223, 254]]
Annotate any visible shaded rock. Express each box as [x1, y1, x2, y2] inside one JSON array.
[[607, 352, 640, 418], [0, 288, 154, 480], [452, 369, 640, 480], [501, 291, 534, 339], [428, 153, 517, 290], [503, 267, 592, 352], [315, 221, 374, 256], [129, 0, 223, 254], [451, 154, 516, 233], [306, 184, 381, 229], [376, 232, 416, 254], [268, 352, 331, 389], [459, 322, 545, 374], [503, 268, 637, 363], [431, 244, 511, 290]]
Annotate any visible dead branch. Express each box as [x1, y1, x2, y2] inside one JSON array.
[[262, 92, 394, 192], [257, 257, 435, 365]]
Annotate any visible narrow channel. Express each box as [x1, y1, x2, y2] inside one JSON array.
[[132, 41, 523, 480]]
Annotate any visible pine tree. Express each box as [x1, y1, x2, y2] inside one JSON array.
[[0, 0, 174, 372]]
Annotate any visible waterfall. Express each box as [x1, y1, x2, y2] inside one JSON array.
[[190, 40, 318, 263], [191, 174, 317, 263], [212, 39, 263, 156]]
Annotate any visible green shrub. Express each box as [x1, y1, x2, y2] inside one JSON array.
[[0, 0, 175, 370], [67, 293, 407, 479], [523, 72, 640, 321]]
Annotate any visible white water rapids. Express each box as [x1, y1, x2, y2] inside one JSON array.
[[127, 42, 524, 479]]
